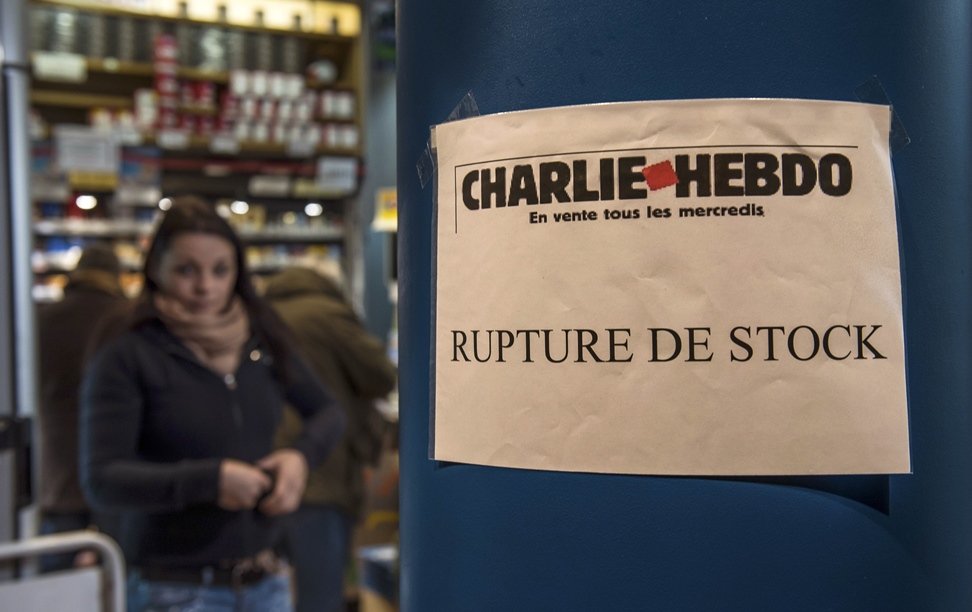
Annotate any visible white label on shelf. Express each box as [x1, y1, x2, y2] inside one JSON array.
[[54, 126, 119, 174], [316, 157, 357, 195], [157, 130, 190, 150], [103, 0, 153, 11], [210, 134, 240, 154], [32, 179, 70, 202], [286, 138, 315, 158], [32, 52, 88, 83], [117, 129, 144, 146], [248, 175, 291, 197], [115, 184, 162, 207]]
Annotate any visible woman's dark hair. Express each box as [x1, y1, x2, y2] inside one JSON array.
[[136, 195, 296, 380]]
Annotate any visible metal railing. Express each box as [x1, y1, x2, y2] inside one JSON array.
[[0, 531, 125, 611]]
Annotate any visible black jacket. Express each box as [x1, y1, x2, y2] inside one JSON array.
[[80, 317, 345, 568]]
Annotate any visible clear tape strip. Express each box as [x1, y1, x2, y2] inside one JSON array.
[[417, 91, 481, 188], [855, 75, 911, 153]]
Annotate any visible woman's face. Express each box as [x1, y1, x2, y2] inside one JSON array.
[[156, 232, 237, 315]]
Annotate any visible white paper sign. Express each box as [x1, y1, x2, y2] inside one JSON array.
[[54, 126, 118, 174], [433, 99, 910, 476], [32, 52, 87, 83], [316, 156, 358, 195]]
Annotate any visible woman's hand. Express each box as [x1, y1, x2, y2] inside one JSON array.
[[218, 459, 273, 511], [256, 449, 308, 516]]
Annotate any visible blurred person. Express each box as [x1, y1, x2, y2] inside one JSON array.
[[35, 242, 129, 573], [79, 196, 346, 612], [265, 266, 396, 612]]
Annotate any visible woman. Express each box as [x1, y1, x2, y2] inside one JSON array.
[[80, 196, 346, 612]]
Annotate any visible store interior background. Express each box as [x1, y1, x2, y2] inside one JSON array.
[[5, 0, 401, 609], [11, 2, 970, 611], [26, 0, 398, 343]]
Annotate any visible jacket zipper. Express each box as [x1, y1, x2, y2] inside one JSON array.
[[223, 373, 243, 429], [224, 369, 255, 559]]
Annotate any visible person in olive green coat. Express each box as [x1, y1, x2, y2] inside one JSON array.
[[265, 266, 396, 612]]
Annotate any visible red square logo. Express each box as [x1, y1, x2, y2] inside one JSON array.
[[642, 160, 678, 191]]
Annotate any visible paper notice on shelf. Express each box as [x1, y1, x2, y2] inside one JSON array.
[[286, 138, 316, 158], [210, 134, 240, 155], [156, 130, 190, 150], [98, 0, 152, 12], [248, 175, 291, 197], [54, 126, 118, 174], [316, 157, 357, 195], [32, 52, 87, 83], [432, 99, 910, 476]]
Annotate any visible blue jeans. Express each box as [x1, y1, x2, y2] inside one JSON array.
[[127, 570, 292, 612], [284, 505, 352, 612]]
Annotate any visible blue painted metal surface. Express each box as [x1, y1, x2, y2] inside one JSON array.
[[398, 1, 971, 609]]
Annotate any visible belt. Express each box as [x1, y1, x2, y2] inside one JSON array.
[[137, 550, 283, 589]]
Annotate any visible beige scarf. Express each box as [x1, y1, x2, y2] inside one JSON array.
[[154, 293, 250, 376]]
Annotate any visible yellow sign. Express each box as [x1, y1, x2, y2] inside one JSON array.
[[68, 171, 118, 191], [372, 187, 397, 232]]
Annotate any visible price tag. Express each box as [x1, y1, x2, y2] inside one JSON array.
[[316, 156, 357, 195], [117, 129, 144, 146], [54, 126, 118, 174], [248, 175, 291, 197], [32, 52, 87, 83], [157, 130, 190, 150], [210, 134, 240, 154], [286, 138, 315, 158]]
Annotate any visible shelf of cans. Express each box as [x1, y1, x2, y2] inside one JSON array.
[[150, 34, 359, 153], [30, 0, 361, 40], [30, 0, 361, 153]]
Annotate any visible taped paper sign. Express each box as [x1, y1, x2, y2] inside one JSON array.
[[432, 99, 910, 476]]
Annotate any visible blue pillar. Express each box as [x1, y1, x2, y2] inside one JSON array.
[[397, 2, 971, 609]]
